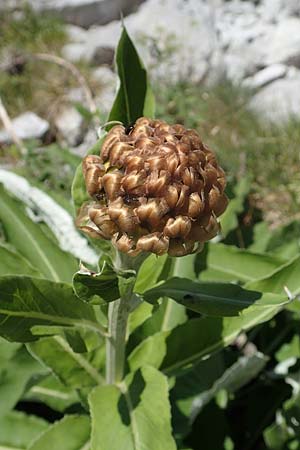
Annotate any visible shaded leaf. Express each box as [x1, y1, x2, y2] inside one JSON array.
[[144, 277, 287, 317], [89, 366, 176, 450], [73, 262, 119, 305], [189, 352, 268, 422], [129, 296, 286, 375]]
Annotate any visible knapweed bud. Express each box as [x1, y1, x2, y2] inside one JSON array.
[[76, 117, 228, 256]]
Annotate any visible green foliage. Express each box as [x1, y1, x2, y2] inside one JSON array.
[[0, 276, 101, 342], [89, 366, 176, 450], [0, 23, 300, 450], [143, 277, 287, 317], [0, 185, 78, 283], [27, 415, 91, 450], [0, 411, 48, 449]]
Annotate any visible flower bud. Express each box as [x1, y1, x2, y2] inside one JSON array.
[[77, 117, 228, 256]]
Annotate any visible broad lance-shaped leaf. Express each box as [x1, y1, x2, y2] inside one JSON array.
[[108, 25, 155, 126], [143, 277, 287, 317], [0, 242, 42, 277], [129, 294, 287, 375], [0, 276, 104, 342], [89, 366, 176, 450], [246, 255, 300, 298], [0, 185, 77, 283], [27, 415, 91, 450], [28, 336, 104, 389], [198, 243, 285, 283], [0, 411, 48, 449]]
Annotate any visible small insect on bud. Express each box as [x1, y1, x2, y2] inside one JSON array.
[[77, 117, 228, 256]]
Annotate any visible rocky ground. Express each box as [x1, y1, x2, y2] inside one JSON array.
[[1, 0, 300, 228], [1, 0, 300, 144]]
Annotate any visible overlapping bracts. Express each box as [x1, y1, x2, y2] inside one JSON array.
[[77, 117, 228, 256]]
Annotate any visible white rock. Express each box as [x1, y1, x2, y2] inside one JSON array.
[[243, 64, 287, 89], [66, 0, 223, 84], [260, 0, 300, 22], [265, 18, 300, 66], [54, 106, 85, 147], [0, 112, 49, 143], [65, 24, 88, 43], [249, 76, 300, 123]]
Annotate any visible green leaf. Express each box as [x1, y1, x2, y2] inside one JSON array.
[[73, 262, 119, 305], [188, 352, 268, 421], [129, 296, 286, 375], [0, 345, 45, 418], [108, 26, 155, 126], [0, 242, 41, 277], [199, 243, 285, 283], [25, 374, 80, 412], [0, 411, 48, 449], [246, 255, 300, 298], [220, 177, 251, 237], [0, 185, 77, 283], [144, 277, 287, 317], [0, 276, 103, 342], [134, 254, 168, 293], [89, 366, 176, 450], [27, 415, 91, 450], [28, 336, 104, 389]]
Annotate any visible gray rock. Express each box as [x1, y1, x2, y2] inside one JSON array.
[[243, 64, 287, 89], [12, 0, 146, 28], [0, 112, 49, 143], [54, 106, 85, 147], [249, 76, 300, 123]]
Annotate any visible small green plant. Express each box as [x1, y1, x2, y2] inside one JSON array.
[[0, 26, 300, 450]]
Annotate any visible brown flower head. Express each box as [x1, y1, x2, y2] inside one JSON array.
[[77, 117, 228, 257]]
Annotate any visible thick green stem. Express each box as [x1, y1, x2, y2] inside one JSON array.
[[106, 250, 147, 384], [106, 297, 131, 384]]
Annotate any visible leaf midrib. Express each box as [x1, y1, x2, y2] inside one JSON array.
[[147, 288, 284, 308]]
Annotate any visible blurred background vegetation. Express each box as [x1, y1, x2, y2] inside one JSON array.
[[1, 6, 300, 231]]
